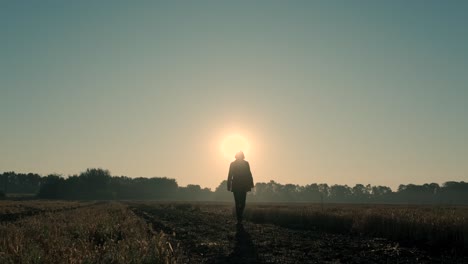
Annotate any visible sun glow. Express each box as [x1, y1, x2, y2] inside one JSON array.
[[220, 134, 250, 161]]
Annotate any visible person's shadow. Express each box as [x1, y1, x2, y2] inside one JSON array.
[[225, 224, 259, 263]]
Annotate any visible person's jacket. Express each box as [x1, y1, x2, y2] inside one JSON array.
[[227, 159, 254, 192]]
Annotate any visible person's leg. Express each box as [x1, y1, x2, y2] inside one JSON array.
[[233, 192, 242, 222], [237, 192, 247, 222], [234, 192, 249, 223]]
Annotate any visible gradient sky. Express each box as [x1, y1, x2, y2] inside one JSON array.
[[1, 1, 467, 190]]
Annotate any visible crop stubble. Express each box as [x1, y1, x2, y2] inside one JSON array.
[[1, 201, 467, 264]]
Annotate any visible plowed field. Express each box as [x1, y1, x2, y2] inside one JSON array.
[[1, 201, 467, 263], [128, 202, 467, 264]]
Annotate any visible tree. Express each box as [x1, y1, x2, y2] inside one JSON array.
[[79, 168, 112, 199], [214, 180, 231, 201], [38, 174, 64, 199], [302, 184, 321, 202], [439, 181, 468, 204], [329, 185, 352, 203], [352, 184, 370, 203]]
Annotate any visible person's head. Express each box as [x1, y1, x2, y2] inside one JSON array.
[[235, 151, 245, 160]]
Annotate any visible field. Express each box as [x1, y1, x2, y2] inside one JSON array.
[[1, 200, 467, 264]]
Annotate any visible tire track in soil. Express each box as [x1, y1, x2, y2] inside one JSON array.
[[129, 203, 467, 264]]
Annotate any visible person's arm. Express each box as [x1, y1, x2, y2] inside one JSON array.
[[247, 162, 254, 188], [227, 163, 233, 191]]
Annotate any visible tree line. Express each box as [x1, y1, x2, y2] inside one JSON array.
[[1, 169, 467, 204]]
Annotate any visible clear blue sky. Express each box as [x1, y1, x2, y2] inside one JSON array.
[[1, 1, 467, 190]]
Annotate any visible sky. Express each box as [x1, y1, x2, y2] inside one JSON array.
[[1, 1, 467, 190]]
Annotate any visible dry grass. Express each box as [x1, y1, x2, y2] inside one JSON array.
[[0, 200, 89, 214], [244, 203, 468, 252], [0, 202, 174, 264]]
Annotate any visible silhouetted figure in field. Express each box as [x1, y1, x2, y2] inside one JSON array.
[[227, 151, 254, 224]]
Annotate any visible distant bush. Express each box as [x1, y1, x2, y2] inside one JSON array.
[[0, 191, 5, 199]]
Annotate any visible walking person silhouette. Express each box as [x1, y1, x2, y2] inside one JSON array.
[[227, 151, 254, 225]]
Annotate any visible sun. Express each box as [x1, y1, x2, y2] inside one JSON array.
[[221, 134, 250, 160]]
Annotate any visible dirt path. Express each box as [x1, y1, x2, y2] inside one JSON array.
[[129, 203, 465, 264]]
